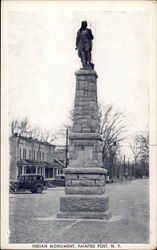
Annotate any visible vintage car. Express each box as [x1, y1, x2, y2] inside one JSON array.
[[10, 174, 48, 193]]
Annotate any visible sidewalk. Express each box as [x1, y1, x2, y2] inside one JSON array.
[[9, 179, 149, 244]]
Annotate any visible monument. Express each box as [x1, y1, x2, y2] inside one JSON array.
[[57, 21, 111, 219]]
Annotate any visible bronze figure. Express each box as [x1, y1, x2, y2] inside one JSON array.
[[76, 21, 94, 69]]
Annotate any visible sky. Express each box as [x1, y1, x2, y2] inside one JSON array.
[[4, 1, 155, 156]]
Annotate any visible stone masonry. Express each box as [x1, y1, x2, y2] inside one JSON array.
[[57, 69, 111, 219], [73, 70, 99, 134]]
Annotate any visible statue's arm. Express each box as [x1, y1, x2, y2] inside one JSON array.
[[76, 31, 80, 49], [88, 29, 94, 40]]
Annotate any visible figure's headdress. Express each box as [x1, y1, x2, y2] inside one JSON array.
[[80, 21, 87, 31], [81, 21, 87, 27]]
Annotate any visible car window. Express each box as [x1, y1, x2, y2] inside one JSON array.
[[37, 176, 43, 180]]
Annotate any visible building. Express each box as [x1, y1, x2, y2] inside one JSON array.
[[9, 133, 64, 181]]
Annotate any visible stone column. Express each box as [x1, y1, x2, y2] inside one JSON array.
[[57, 69, 111, 219]]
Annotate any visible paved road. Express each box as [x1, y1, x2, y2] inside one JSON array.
[[9, 179, 149, 244]]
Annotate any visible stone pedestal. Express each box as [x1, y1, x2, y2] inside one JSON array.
[[57, 69, 111, 220]]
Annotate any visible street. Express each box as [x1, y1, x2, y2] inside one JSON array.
[[9, 179, 149, 244]]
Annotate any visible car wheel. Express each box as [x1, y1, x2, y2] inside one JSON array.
[[13, 184, 18, 193], [35, 186, 43, 193]]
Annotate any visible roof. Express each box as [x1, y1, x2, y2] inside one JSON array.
[[10, 134, 56, 147], [54, 158, 64, 167], [17, 159, 64, 169]]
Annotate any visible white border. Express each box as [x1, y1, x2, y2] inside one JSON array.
[[1, 1, 157, 249]]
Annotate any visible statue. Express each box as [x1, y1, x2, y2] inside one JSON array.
[[75, 21, 94, 69]]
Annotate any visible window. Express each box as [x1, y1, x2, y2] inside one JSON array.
[[32, 166, 36, 174], [37, 151, 41, 161], [37, 151, 39, 161], [39, 152, 41, 161], [26, 166, 36, 174], [47, 153, 49, 162], [23, 149, 26, 159], [20, 148, 22, 160], [33, 151, 36, 160], [42, 152, 45, 161], [29, 150, 32, 160], [37, 167, 42, 174], [18, 166, 22, 175], [58, 169, 62, 175], [26, 167, 31, 174]]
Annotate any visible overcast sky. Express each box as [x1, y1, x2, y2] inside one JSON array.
[[5, 1, 155, 155]]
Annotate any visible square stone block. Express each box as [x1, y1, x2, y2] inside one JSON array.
[[79, 81, 88, 89], [60, 195, 109, 212], [74, 107, 82, 115], [65, 186, 105, 195], [72, 179, 95, 187], [76, 90, 84, 98], [77, 75, 86, 80], [65, 174, 78, 180], [65, 180, 72, 186], [82, 128, 91, 133], [96, 179, 105, 187], [79, 174, 105, 180], [82, 109, 90, 115], [77, 119, 90, 125], [73, 125, 82, 132]]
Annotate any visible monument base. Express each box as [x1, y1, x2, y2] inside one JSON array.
[[57, 194, 111, 219], [57, 191, 111, 220]]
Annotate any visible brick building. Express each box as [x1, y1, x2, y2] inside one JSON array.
[[9, 134, 64, 180]]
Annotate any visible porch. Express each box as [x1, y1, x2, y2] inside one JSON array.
[[17, 160, 64, 180]]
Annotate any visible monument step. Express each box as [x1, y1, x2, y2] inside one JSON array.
[[57, 210, 112, 220], [64, 167, 107, 174], [65, 186, 105, 195]]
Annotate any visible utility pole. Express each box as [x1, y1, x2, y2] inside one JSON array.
[[123, 155, 126, 179], [65, 128, 69, 168], [128, 157, 130, 179]]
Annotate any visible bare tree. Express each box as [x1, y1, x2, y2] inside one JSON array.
[[39, 129, 57, 143], [98, 104, 127, 162], [136, 129, 149, 160], [10, 117, 57, 143], [130, 128, 149, 178], [130, 142, 141, 165], [130, 128, 149, 163], [66, 104, 127, 164], [10, 117, 31, 137]]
